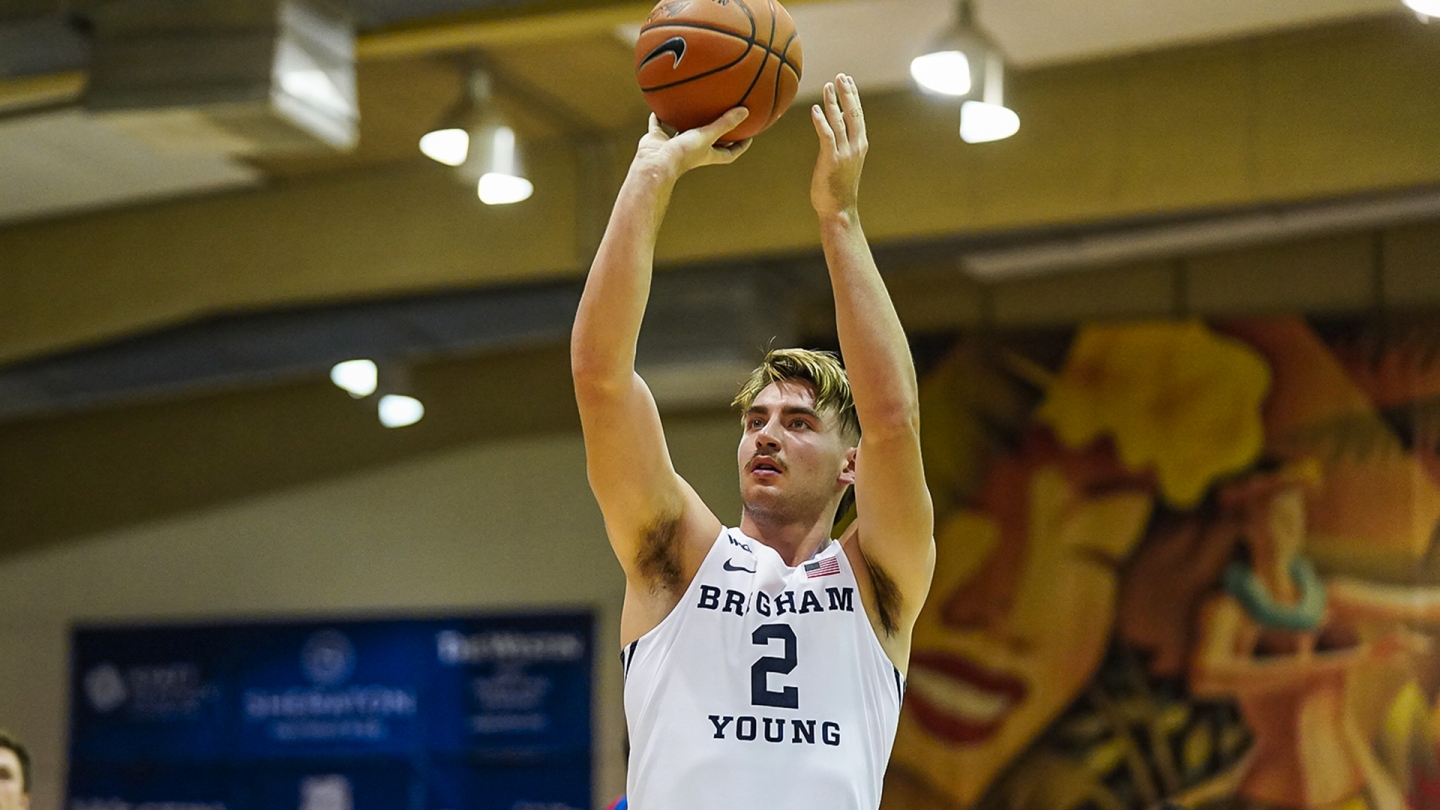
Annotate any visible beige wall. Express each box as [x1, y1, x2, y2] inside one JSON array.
[[0, 411, 744, 810]]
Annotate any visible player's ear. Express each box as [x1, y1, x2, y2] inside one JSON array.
[[839, 446, 857, 485]]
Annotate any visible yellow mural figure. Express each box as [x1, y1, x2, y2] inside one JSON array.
[[1184, 463, 1423, 810], [885, 318, 1440, 810], [885, 437, 1157, 808], [887, 322, 1270, 809]]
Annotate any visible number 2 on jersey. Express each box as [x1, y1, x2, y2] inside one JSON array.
[[750, 624, 798, 708]]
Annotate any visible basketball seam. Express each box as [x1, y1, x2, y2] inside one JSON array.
[[766, 31, 797, 125], [761, 0, 796, 124], [734, 0, 776, 109], [636, 22, 798, 74]]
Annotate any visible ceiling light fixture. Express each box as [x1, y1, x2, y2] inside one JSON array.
[[912, 0, 1018, 143], [910, 0, 982, 96], [421, 68, 484, 167], [419, 128, 469, 167], [421, 67, 533, 205], [330, 359, 377, 397], [960, 52, 1020, 144], [474, 122, 533, 205], [1403, 0, 1438, 20], [378, 394, 425, 428]]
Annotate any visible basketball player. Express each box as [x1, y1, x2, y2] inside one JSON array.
[[572, 74, 934, 809]]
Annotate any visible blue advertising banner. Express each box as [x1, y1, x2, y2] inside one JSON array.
[[426, 758, 592, 810], [68, 612, 592, 810], [425, 617, 592, 757]]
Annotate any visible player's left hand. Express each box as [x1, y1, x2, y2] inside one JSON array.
[[811, 73, 866, 219]]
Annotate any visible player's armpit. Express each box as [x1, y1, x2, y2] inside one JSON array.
[[860, 550, 903, 637]]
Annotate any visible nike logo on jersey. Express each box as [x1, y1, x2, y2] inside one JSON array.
[[723, 560, 757, 574]]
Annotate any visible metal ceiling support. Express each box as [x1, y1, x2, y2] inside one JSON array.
[[959, 186, 1440, 281], [0, 281, 582, 423], [84, 0, 359, 155], [0, 11, 90, 116], [0, 264, 805, 423], [0, 71, 85, 117], [0, 12, 89, 79]]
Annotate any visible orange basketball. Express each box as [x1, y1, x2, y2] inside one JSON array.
[[635, 0, 803, 143]]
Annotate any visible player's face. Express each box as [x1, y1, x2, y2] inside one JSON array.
[[0, 749, 27, 810], [737, 380, 855, 524], [892, 443, 1153, 807]]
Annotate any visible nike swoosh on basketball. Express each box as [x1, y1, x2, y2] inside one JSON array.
[[723, 560, 756, 574], [640, 36, 687, 69]]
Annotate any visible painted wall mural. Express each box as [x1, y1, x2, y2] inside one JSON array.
[[885, 316, 1440, 810]]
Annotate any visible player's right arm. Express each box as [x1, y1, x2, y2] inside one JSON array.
[[572, 108, 750, 642]]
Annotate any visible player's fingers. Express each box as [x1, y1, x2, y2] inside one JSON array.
[[839, 74, 865, 147], [697, 106, 750, 144], [822, 81, 848, 145], [811, 103, 836, 145], [715, 138, 752, 163], [648, 113, 665, 137]]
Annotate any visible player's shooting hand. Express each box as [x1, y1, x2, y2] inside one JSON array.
[[634, 109, 752, 179], [811, 74, 867, 219]]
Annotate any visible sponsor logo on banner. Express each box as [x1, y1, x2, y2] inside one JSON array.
[[435, 630, 584, 737], [242, 630, 417, 743], [83, 662, 213, 719], [299, 775, 353, 810], [301, 630, 356, 687], [435, 631, 585, 665], [84, 663, 128, 713]]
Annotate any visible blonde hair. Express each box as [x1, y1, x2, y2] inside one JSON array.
[[732, 348, 859, 441]]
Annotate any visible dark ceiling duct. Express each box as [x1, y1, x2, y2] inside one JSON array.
[[0, 11, 89, 79]]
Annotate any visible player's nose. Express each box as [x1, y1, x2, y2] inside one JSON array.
[[754, 422, 782, 448]]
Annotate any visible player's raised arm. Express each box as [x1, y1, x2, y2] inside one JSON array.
[[571, 110, 748, 603], [810, 75, 935, 640]]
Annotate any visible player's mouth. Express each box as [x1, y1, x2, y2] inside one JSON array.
[[748, 456, 784, 479], [906, 651, 1027, 745]]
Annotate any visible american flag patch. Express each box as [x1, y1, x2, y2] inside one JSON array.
[[804, 557, 841, 578]]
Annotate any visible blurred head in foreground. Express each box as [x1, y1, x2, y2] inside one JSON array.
[[0, 730, 29, 810]]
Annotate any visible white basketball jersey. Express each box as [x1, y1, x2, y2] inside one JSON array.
[[622, 526, 905, 810]]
